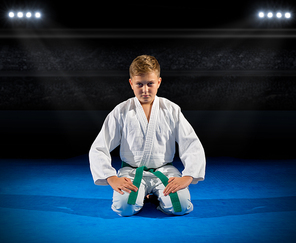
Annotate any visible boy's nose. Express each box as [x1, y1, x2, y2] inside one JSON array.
[[143, 85, 148, 93]]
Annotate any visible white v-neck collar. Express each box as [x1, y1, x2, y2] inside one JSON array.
[[134, 96, 159, 130], [134, 97, 148, 136], [134, 96, 159, 167]]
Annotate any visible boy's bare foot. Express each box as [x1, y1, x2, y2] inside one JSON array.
[[145, 194, 159, 206]]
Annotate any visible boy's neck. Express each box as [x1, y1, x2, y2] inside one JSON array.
[[140, 100, 154, 122], [138, 96, 154, 107], [140, 100, 153, 107]]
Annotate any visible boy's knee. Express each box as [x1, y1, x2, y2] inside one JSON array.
[[111, 191, 143, 217], [159, 199, 193, 216], [112, 202, 143, 217], [158, 189, 193, 216], [175, 198, 194, 215]]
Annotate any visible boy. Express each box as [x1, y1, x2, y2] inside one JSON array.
[[89, 55, 205, 216]]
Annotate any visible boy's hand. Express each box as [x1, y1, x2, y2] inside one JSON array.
[[163, 176, 193, 196], [107, 176, 138, 195]]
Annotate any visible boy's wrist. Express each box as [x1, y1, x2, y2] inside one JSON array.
[[107, 175, 118, 183], [182, 176, 193, 183]]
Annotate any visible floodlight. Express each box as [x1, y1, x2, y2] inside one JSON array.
[[276, 12, 282, 18], [258, 12, 264, 18], [7, 10, 43, 20], [267, 12, 273, 18], [17, 12, 23, 18], [285, 12, 291, 18]]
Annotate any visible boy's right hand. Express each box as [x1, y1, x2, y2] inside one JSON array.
[[107, 176, 138, 195]]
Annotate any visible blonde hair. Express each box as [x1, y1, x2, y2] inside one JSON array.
[[129, 55, 160, 78]]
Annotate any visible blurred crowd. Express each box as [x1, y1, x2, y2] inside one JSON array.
[[1, 76, 295, 110], [0, 39, 295, 110], [0, 39, 296, 72]]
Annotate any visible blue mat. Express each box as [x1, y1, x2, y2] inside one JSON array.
[[0, 156, 296, 242]]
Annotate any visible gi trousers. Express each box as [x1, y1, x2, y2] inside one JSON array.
[[111, 167, 193, 216]]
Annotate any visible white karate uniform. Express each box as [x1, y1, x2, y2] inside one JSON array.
[[89, 96, 206, 216]]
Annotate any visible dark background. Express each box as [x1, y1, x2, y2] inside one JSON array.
[[0, 0, 296, 159], [1, 0, 296, 29]]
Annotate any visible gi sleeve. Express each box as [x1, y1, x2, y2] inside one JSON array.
[[89, 109, 122, 185], [175, 108, 206, 184]]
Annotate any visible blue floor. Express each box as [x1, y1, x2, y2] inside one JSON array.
[[0, 155, 296, 242]]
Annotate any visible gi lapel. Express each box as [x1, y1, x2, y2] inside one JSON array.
[[134, 97, 148, 137], [134, 96, 159, 167]]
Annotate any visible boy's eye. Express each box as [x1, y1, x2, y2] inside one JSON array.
[[135, 82, 154, 87]]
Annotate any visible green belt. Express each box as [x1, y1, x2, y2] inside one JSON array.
[[121, 162, 182, 213]]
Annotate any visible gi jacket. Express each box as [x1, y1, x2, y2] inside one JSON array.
[[89, 96, 206, 185]]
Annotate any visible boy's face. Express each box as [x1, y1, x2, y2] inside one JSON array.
[[129, 72, 161, 105]]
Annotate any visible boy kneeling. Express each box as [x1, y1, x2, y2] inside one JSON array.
[[89, 55, 206, 216]]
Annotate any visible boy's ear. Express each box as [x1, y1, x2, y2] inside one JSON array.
[[129, 78, 133, 89], [158, 77, 162, 88]]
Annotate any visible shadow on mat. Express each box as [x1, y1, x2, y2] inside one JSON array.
[[1, 194, 296, 219]]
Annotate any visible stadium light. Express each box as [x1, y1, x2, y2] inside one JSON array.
[[17, 12, 23, 18], [7, 11, 42, 20], [258, 12, 264, 18], [258, 11, 292, 20], [276, 12, 282, 18], [285, 12, 291, 18], [267, 12, 273, 18]]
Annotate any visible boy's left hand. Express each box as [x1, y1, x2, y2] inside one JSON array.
[[163, 176, 193, 196]]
